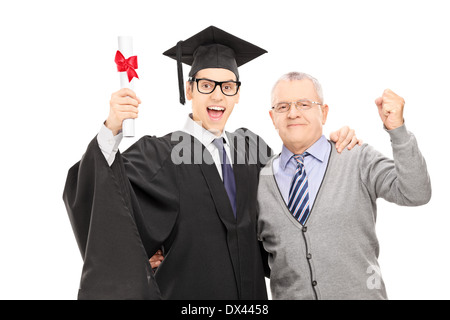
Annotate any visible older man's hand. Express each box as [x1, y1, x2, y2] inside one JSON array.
[[375, 89, 405, 130], [330, 126, 363, 153]]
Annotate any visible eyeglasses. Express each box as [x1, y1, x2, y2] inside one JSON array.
[[189, 77, 241, 96], [272, 99, 322, 113]]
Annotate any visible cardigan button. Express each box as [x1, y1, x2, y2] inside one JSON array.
[[312, 280, 317, 286], [302, 226, 307, 232], [307, 253, 312, 259]]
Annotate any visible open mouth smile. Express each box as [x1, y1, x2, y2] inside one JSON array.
[[207, 106, 226, 121]]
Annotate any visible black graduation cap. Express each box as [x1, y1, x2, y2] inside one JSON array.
[[163, 26, 267, 105]]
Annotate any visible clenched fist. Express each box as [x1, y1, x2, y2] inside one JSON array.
[[105, 88, 141, 135], [375, 89, 405, 130]]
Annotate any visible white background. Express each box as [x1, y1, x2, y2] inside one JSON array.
[[0, 0, 448, 300]]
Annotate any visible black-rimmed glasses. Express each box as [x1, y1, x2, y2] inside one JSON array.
[[189, 77, 241, 96]]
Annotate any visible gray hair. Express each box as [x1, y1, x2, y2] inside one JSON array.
[[271, 72, 324, 106]]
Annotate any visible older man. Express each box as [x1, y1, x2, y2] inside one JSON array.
[[257, 72, 431, 300]]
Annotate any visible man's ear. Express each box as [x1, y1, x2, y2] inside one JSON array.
[[186, 81, 193, 101], [321, 104, 329, 125], [269, 109, 276, 128], [235, 87, 241, 104]]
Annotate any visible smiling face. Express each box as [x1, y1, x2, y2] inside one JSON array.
[[270, 79, 329, 154], [186, 68, 240, 135]]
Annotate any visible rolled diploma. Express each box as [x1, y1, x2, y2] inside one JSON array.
[[118, 36, 135, 137]]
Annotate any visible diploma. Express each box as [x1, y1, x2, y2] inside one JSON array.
[[117, 36, 137, 137]]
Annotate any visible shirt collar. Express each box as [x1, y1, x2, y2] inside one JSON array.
[[280, 135, 329, 169], [182, 113, 230, 147]]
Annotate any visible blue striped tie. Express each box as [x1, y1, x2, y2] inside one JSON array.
[[288, 153, 310, 225]]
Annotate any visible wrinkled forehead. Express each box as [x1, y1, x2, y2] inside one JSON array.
[[273, 79, 320, 102]]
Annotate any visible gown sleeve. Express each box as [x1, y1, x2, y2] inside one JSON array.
[[120, 133, 180, 256], [62, 135, 176, 300]]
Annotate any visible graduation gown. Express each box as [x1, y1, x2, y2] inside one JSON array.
[[63, 128, 271, 300]]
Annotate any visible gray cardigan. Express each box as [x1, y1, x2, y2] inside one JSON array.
[[257, 125, 431, 300]]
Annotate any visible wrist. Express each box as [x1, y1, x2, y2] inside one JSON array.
[[385, 123, 409, 145], [385, 118, 404, 131], [105, 119, 121, 136]]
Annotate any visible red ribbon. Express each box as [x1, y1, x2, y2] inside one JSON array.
[[115, 50, 139, 82]]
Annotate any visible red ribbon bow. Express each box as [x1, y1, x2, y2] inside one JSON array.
[[115, 50, 139, 82]]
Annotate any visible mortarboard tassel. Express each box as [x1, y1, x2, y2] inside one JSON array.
[[176, 41, 186, 105]]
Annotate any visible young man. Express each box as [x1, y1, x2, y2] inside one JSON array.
[[257, 72, 431, 299], [63, 27, 358, 300]]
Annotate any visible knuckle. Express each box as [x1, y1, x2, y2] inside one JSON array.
[[126, 97, 137, 105]]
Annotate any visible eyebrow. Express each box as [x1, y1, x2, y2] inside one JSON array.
[[197, 78, 237, 82]]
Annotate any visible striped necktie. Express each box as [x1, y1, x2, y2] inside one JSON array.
[[213, 138, 237, 218], [287, 153, 310, 225]]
